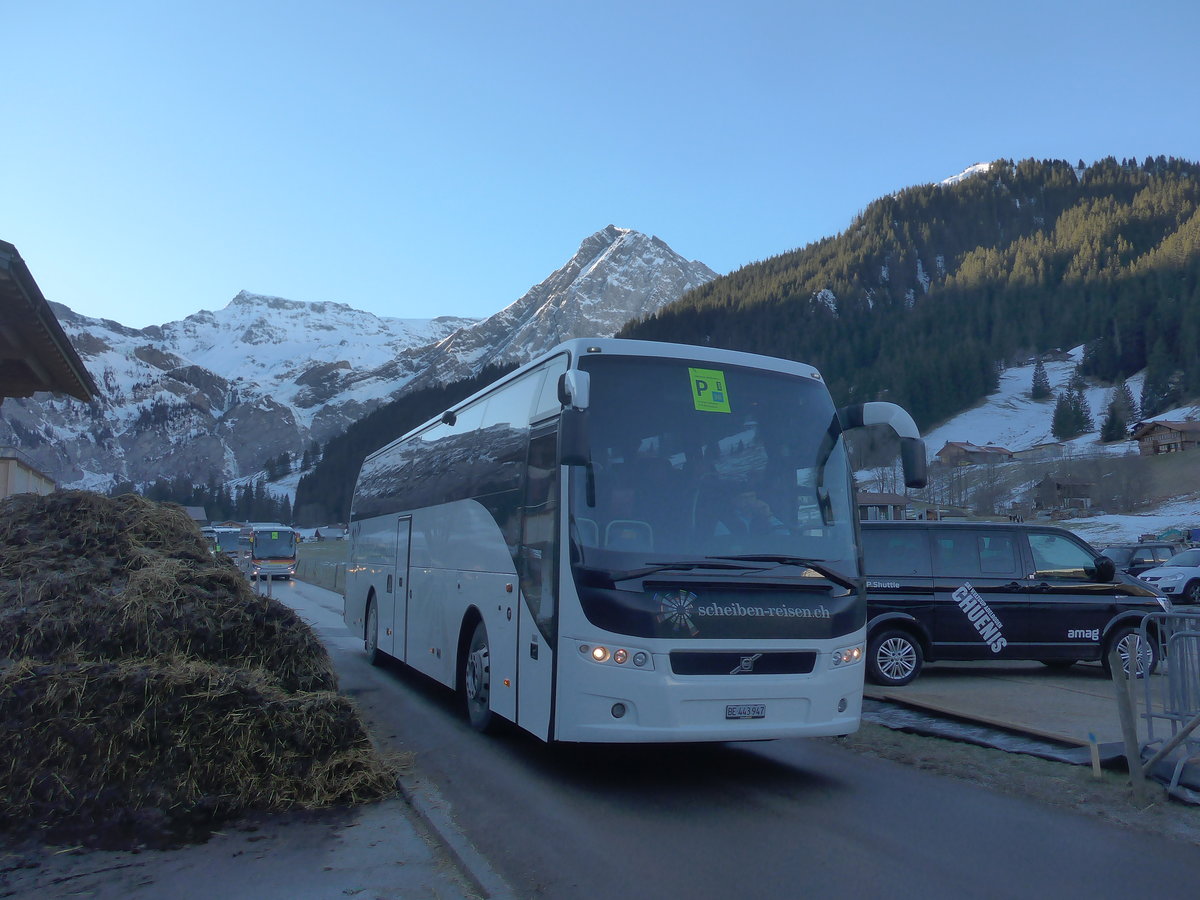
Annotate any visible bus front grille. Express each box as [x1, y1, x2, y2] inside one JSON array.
[[668, 651, 817, 676]]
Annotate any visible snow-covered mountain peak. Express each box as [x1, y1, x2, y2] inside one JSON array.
[[396, 226, 719, 392], [940, 162, 994, 186], [3, 227, 714, 492]]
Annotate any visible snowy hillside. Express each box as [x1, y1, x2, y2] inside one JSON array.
[[923, 346, 1200, 458], [919, 347, 1200, 545]]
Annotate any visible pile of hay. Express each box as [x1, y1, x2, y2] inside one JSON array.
[[0, 491, 395, 848]]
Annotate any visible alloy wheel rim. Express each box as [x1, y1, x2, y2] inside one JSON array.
[[878, 638, 916, 681], [1118, 633, 1148, 676]]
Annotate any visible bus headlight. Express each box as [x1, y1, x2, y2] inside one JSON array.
[[832, 644, 864, 667], [579, 642, 653, 670]]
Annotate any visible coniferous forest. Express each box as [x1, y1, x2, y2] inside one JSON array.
[[621, 156, 1200, 431]]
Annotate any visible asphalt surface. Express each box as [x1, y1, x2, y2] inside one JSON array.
[[5, 581, 1195, 899]]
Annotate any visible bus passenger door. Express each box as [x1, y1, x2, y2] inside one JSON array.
[[389, 517, 412, 660], [518, 426, 559, 740]]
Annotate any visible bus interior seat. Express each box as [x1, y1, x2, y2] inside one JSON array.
[[575, 516, 600, 547], [605, 519, 653, 551]]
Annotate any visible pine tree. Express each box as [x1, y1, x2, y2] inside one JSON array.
[[1100, 384, 1131, 442], [1100, 378, 1139, 442], [1051, 392, 1076, 440], [1071, 386, 1095, 434], [1140, 338, 1175, 417], [1030, 359, 1052, 399]]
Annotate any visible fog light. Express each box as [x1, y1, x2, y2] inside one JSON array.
[[611, 703, 627, 718], [614, 649, 628, 664], [592, 646, 610, 662], [633, 651, 648, 667], [838, 698, 848, 713]]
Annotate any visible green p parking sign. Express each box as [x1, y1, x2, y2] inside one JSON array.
[[689, 367, 731, 413]]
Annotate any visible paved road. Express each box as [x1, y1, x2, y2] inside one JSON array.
[[284, 580, 1200, 899]]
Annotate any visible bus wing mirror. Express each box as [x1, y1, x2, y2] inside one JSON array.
[[560, 407, 590, 466], [839, 401, 928, 489], [557, 371, 590, 410], [900, 436, 928, 489]]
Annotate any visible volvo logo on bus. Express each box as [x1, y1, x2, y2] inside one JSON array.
[[732, 653, 763, 674]]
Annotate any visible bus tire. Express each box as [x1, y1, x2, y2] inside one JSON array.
[[463, 619, 494, 732], [365, 597, 383, 666], [866, 628, 923, 687], [1102, 625, 1157, 679]]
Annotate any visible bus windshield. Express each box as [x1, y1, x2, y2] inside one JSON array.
[[252, 529, 297, 558], [569, 355, 858, 582], [212, 530, 242, 554]]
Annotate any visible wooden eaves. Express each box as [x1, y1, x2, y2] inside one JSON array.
[[0, 239, 98, 402]]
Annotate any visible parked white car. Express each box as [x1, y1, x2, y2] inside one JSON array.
[[1137, 548, 1200, 604]]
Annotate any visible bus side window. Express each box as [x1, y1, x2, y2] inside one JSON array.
[[521, 429, 560, 638]]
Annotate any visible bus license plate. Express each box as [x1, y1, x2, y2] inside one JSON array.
[[726, 704, 766, 719]]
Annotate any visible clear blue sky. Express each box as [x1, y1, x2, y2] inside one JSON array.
[[4, 0, 1197, 329]]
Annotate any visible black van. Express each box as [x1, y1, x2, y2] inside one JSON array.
[[860, 521, 1171, 686]]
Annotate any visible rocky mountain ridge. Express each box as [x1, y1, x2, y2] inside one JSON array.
[[0, 227, 715, 491]]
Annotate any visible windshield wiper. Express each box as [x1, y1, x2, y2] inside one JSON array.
[[706, 555, 856, 591], [581, 558, 764, 584]]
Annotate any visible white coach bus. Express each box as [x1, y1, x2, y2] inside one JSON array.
[[345, 338, 925, 743]]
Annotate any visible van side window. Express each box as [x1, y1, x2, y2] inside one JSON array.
[[933, 533, 979, 577], [862, 529, 931, 577], [1028, 533, 1095, 580], [933, 531, 1019, 578], [979, 534, 1019, 575]]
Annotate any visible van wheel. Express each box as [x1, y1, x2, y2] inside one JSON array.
[[365, 598, 383, 666], [1102, 626, 1157, 679], [867, 629, 923, 686], [1184, 580, 1200, 604], [462, 620, 494, 732]]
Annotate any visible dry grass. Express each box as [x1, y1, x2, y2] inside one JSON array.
[[0, 491, 396, 849]]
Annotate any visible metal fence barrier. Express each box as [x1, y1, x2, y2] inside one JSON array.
[[1137, 611, 1200, 792]]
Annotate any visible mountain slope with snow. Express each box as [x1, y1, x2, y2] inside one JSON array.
[[0, 227, 715, 491], [916, 348, 1200, 544], [396, 225, 717, 392]]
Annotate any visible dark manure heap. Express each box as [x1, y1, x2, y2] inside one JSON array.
[[0, 490, 396, 849]]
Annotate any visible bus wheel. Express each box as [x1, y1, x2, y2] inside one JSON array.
[[463, 620, 493, 732], [867, 629, 922, 686], [1102, 626, 1157, 679], [365, 598, 383, 666]]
